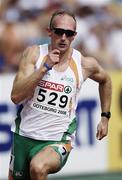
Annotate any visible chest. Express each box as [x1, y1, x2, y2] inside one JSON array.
[[41, 68, 77, 94]]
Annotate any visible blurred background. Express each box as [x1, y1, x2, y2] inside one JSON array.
[[0, 0, 122, 179]]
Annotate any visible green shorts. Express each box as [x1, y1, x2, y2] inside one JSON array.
[[9, 133, 71, 179]]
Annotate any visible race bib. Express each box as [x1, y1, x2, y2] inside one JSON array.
[[31, 80, 73, 117]]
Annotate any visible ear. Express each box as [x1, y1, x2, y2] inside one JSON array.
[[47, 27, 52, 37]]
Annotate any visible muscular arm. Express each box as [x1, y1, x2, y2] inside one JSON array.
[[11, 45, 48, 104], [11, 46, 60, 104], [82, 56, 112, 112], [82, 56, 112, 140], [89, 61, 112, 113]]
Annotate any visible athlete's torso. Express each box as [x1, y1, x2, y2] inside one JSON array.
[[12, 44, 84, 143]]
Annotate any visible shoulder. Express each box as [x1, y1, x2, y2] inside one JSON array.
[[15, 45, 41, 78], [81, 56, 102, 80], [17, 44, 40, 69], [73, 48, 82, 56], [72, 48, 84, 64], [23, 45, 40, 63], [82, 56, 99, 70]]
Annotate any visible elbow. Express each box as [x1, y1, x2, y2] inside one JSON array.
[[11, 94, 19, 104], [11, 93, 21, 104], [105, 74, 112, 87], [11, 92, 26, 104], [101, 72, 112, 85], [99, 73, 112, 92]]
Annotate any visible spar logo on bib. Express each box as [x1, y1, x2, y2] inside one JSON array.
[[38, 80, 64, 92], [38, 80, 72, 94]]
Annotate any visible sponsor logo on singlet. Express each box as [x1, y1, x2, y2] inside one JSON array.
[[61, 75, 74, 83], [38, 80, 64, 92]]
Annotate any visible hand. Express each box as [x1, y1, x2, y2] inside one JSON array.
[[96, 117, 109, 140], [45, 49, 60, 68]]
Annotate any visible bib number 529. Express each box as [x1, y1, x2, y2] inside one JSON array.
[[37, 88, 68, 108]]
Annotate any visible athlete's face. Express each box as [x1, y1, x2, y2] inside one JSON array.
[[48, 15, 77, 53]]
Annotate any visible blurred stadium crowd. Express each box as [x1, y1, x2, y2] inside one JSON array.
[[0, 0, 122, 73]]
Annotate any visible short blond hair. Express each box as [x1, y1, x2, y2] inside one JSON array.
[[49, 9, 76, 30]]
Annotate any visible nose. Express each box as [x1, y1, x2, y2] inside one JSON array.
[[61, 33, 67, 40]]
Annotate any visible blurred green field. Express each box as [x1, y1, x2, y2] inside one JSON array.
[[49, 172, 122, 180]]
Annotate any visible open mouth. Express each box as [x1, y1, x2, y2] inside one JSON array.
[[59, 43, 67, 48]]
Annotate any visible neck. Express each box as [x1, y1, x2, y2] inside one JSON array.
[[59, 48, 71, 63]]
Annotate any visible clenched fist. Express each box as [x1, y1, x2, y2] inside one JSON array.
[[45, 49, 60, 68]]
